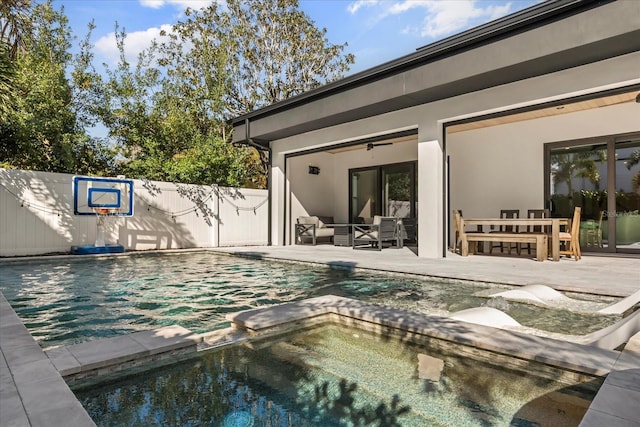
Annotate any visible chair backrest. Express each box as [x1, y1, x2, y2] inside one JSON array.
[[527, 209, 549, 219], [597, 210, 604, 229], [377, 217, 397, 239], [570, 207, 582, 238], [297, 216, 319, 226], [453, 210, 462, 234], [500, 209, 519, 231], [500, 209, 519, 219], [527, 209, 550, 232]]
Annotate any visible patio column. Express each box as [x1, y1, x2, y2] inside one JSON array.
[[418, 138, 444, 258], [271, 151, 286, 246]]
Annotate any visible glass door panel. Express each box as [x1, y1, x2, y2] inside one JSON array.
[[351, 169, 378, 223], [549, 143, 608, 250], [382, 164, 413, 218], [615, 139, 640, 251]]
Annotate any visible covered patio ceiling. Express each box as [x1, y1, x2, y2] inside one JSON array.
[[324, 134, 418, 154], [447, 89, 639, 134]]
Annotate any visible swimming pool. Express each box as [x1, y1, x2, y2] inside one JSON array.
[[75, 323, 600, 426], [0, 251, 619, 348]]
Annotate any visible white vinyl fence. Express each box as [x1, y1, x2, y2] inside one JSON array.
[[0, 169, 268, 256]]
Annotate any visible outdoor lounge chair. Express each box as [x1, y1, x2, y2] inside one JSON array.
[[295, 216, 334, 245], [486, 285, 640, 316], [450, 306, 640, 350], [352, 216, 399, 250]]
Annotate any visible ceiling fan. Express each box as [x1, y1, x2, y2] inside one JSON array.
[[366, 141, 393, 151]]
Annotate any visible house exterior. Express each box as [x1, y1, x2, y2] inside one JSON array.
[[231, 0, 640, 258]]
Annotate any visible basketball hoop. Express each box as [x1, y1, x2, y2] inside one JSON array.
[[93, 207, 119, 247]]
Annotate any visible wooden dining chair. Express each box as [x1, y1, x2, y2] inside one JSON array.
[[489, 209, 520, 255], [453, 210, 484, 254], [584, 210, 604, 248], [559, 207, 582, 260], [452, 209, 462, 253], [520, 209, 550, 255]]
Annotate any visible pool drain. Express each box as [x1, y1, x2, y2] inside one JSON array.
[[223, 410, 254, 427]]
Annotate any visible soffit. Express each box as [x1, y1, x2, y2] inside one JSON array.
[[325, 134, 418, 154], [446, 91, 638, 134]]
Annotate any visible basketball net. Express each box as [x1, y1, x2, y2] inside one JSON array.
[[94, 208, 118, 247]]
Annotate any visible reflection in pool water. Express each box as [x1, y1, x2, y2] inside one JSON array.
[[0, 252, 620, 348], [75, 325, 601, 427]]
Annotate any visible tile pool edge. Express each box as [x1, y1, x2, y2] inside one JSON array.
[[226, 295, 622, 377], [0, 293, 96, 427]]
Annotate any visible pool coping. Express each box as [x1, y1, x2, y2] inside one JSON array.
[[0, 292, 202, 427]]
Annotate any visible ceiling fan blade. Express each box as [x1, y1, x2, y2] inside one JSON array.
[[366, 142, 393, 150]]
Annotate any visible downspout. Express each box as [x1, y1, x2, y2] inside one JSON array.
[[244, 119, 272, 246]]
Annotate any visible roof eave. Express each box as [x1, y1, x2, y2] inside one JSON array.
[[230, 0, 609, 126]]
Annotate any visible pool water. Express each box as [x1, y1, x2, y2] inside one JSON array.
[[0, 252, 619, 348], [75, 324, 600, 427]]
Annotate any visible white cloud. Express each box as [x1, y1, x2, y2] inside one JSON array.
[[95, 24, 173, 64], [140, 0, 212, 10], [139, 0, 164, 8], [422, 1, 484, 38], [486, 3, 514, 21], [349, 0, 515, 39], [347, 0, 379, 15]]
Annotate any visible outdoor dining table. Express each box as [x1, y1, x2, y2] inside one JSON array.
[[460, 217, 571, 261]]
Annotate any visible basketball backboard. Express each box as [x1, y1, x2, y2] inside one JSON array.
[[73, 176, 134, 216]]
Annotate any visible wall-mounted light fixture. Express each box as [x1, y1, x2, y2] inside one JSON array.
[[308, 165, 320, 175]]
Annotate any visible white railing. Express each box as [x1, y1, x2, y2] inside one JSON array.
[[0, 169, 268, 256]]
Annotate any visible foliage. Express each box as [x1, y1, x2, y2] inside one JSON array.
[[157, 0, 355, 118], [0, 1, 116, 175], [550, 150, 604, 196], [625, 148, 640, 193], [0, 0, 32, 60], [86, 0, 355, 187], [1, 0, 353, 187], [0, 45, 16, 122]]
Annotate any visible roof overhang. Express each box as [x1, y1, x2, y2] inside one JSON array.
[[231, 0, 640, 147]]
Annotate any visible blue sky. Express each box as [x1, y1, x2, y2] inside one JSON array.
[[55, 0, 540, 76]]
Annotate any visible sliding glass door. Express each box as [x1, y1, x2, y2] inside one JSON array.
[[615, 138, 640, 252], [350, 162, 416, 223], [546, 133, 640, 254], [351, 168, 379, 224]]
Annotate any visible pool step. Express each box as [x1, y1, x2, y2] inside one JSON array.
[[45, 325, 202, 387]]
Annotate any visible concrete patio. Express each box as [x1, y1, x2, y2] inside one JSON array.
[[210, 245, 640, 297]]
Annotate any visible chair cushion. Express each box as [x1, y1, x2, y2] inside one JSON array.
[[298, 216, 319, 226], [315, 228, 334, 238]]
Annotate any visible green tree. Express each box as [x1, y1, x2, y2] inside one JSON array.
[[0, 0, 32, 59], [151, 0, 354, 186], [626, 148, 640, 193], [95, 0, 354, 187], [90, 25, 251, 186], [551, 150, 604, 196], [2, 1, 75, 170], [1, 1, 116, 175], [0, 0, 30, 132]]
